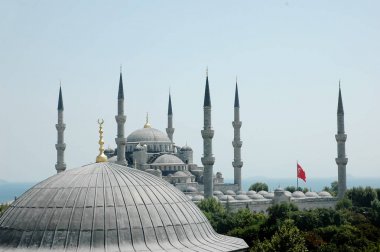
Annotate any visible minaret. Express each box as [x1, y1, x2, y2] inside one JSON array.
[[335, 82, 348, 199], [232, 81, 243, 190], [201, 70, 215, 198], [115, 71, 127, 165], [55, 86, 67, 173], [166, 92, 175, 143]]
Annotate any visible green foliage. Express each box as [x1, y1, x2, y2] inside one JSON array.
[[0, 204, 9, 217], [284, 186, 309, 193], [285, 186, 297, 193], [336, 197, 352, 210], [199, 187, 380, 251], [346, 186, 377, 208], [251, 219, 308, 252], [372, 199, 380, 226], [249, 182, 268, 192], [322, 181, 338, 197]]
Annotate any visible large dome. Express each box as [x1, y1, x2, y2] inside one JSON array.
[[127, 127, 171, 143], [0, 163, 248, 251]]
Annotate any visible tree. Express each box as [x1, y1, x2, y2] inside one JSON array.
[[336, 197, 353, 210], [347, 187, 377, 208], [371, 199, 380, 226], [249, 182, 268, 192], [322, 181, 338, 197], [251, 219, 308, 252]]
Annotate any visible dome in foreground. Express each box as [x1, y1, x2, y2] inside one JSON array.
[[127, 127, 171, 143], [0, 163, 248, 251]]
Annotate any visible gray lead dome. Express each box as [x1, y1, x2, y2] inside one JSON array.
[[0, 163, 248, 251]]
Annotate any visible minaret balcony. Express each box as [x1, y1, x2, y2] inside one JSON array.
[[335, 134, 347, 142], [115, 137, 127, 145], [201, 130, 214, 138], [56, 124, 66, 130], [55, 143, 66, 151], [232, 121, 242, 128], [201, 156, 215, 166], [335, 157, 348, 165], [115, 115, 126, 123], [232, 141, 242, 148], [232, 161, 243, 168]]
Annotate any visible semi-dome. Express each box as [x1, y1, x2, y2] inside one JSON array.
[[127, 127, 171, 143], [153, 154, 184, 164], [0, 163, 248, 251]]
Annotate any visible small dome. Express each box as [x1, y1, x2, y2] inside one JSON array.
[[292, 191, 306, 198], [225, 190, 236, 196], [249, 194, 265, 200], [192, 195, 204, 201], [236, 191, 246, 195], [173, 171, 188, 177], [180, 145, 193, 151], [127, 127, 171, 143], [318, 191, 333, 198], [104, 148, 114, 154], [219, 195, 236, 201], [235, 195, 250, 201], [284, 191, 292, 197], [258, 190, 268, 196], [305, 192, 319, 198], [183, 186, 198, 193], [153, 154, 184, 164], [274, 187, 284, 192], [247, 190, 257, 195], [213, 191, 224, 196], [263, 192, 274, 199]]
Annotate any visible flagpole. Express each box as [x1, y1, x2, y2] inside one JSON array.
[[296, 160, 299, 189]]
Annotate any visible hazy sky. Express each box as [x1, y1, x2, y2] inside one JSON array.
[[1, 1, 379, 183]]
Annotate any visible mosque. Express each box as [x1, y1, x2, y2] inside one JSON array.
[[0, 70, 348, 251]]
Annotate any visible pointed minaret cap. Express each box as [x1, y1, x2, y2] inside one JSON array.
[[234, 80, 240, 108], [168, 92, 173, 115], [337, 80, 344, 115], [118, 71, 124, 99], [203, 69, 211, 107], [58, 85, 64, 111]]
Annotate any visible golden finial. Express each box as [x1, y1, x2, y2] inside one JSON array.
[[96, 119, 108, 163], [144, 112, 151, 128]]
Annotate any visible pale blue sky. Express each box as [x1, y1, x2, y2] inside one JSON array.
[[1, 1, 379, 183]]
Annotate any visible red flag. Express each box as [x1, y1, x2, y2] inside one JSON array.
[[297, 163, 306, 182]]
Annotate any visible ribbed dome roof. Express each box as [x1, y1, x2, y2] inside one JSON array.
[[127, 128, 171, 143], [153, 154, 184, 165], [0, 163, 248, 251]]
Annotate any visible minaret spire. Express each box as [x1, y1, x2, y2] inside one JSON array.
[[201, 70, 215, 198], [335, 82, 347, 198], [232, 81, 243, 190], [166, 91, 175, 144], [55, 85, 66, 173], [115, 70, 127, 165]]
